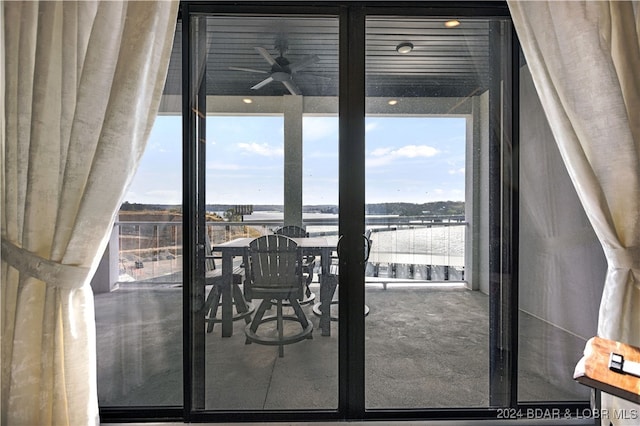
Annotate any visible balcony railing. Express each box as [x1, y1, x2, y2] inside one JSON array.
[[100, 216, 466, 290]]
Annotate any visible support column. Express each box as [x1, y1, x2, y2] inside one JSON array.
[[283, 95, 304, 226], [90, 222, 120, 294]]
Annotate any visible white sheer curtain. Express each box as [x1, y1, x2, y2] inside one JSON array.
[[508, 0, 640, 422], [1, 1, 178, 424]]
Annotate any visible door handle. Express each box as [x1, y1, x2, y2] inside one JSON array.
[[335, 234, 371, 262], [363, 233, 371, 262]]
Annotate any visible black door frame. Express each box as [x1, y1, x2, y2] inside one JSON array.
[[96, 1, 590, 423], [183, 2, 516, 422]]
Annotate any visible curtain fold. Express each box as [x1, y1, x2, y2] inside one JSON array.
[[2, 1, 178, 424], [508, 0, 640, 422]]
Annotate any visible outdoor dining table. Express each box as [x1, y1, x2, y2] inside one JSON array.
[[210, 236, 337, 337]]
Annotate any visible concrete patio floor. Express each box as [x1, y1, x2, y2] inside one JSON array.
[[95, 283, 589, 410]]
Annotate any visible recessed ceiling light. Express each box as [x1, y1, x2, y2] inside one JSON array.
[[388, 99, 398, 106], [396, 42, 414, 54], [445, 19, 460, 28], [242, 98, 253, 104]]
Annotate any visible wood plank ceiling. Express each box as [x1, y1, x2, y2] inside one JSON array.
[[163, 15, 492, 99]]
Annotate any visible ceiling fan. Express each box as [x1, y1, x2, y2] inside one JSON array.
[[229, 38, 320, 95]]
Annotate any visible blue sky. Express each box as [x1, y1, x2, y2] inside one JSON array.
[[124, 115, 466, 205]]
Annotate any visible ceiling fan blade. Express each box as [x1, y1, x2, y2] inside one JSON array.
[[229, 66, 269, 74], [255, 47, 277, 66], [298, 72, 333, 81], [282, 79, 301, 95], [251, 76, 274, 90], [289, 54, 320, 72]]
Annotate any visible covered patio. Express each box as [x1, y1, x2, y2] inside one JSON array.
[[95, 278, 587, 409]]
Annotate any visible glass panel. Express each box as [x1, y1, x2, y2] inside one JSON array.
[[517, 61, 597, 402], [364, 16, 509, 409], [199, 14, 339, 410], [94, 22, 183, 406]]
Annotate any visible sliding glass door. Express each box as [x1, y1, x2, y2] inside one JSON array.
[[185, 10, 341, 412], [184, 5, 517, 417], [363, 15, 514, 409], [183, 4, 517, 418], [98, 3, 573, 423]]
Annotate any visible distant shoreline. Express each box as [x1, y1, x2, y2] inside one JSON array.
[[120, 200, 465, 217]]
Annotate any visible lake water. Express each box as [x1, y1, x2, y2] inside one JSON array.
[[239, 211, 466, 271]]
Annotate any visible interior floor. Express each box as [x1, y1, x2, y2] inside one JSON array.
[[95, 283, 589, 410]]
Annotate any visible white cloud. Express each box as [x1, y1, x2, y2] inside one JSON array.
[[392, 145, 438, 158], [365, 122, 379, 133], [237, 142, 284, 157], [367, 144, 439, 167], [304, 117, 337, 142], [448, 167, 465, 175], [370, 147, 392, 157]]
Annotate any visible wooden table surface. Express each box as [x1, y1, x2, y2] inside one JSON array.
[[574, 336, 640, 403]]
